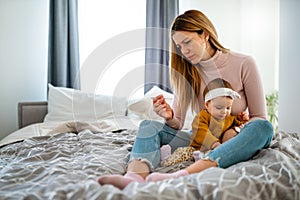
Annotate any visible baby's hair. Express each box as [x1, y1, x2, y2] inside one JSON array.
[[203, 78, 233, 98]]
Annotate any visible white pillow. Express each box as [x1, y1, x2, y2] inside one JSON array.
[[44, 84, 128, 122], [128, 86, 194, 130]]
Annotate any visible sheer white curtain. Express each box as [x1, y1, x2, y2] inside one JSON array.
[[78, 0, 146, 99]]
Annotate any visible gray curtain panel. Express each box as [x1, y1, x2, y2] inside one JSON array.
[[48, 0, 80, 89], [144, 0, 179, 93]]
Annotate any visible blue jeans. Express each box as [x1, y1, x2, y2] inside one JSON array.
[[129, 119, 274, 169]]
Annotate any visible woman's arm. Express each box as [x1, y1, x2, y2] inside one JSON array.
[[241, 56, 267, 120]]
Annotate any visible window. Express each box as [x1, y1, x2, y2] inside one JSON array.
[[78, 0, 146, 99]]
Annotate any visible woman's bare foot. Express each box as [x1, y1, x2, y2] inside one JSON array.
[[98, 159, 150, 189], [98, 172, 144, 190]]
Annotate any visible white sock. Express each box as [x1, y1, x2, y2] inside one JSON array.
[[160, 144, 171, 161]]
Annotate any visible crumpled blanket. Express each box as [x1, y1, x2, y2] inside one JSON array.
[[0, 118, 139, 147], [0, 130, 299, 200]]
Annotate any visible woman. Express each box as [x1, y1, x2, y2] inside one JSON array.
[[98, 9, 273, 188]]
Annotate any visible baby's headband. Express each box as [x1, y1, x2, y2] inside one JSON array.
[[204, 88, 241, 102]]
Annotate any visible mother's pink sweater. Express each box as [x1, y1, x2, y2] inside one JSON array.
[[167, 50, 267, 130]]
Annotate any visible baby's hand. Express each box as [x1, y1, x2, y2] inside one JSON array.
[[237, 111, 249, 122], [211, 142, 221, 149], [222, 129, 238, 143]]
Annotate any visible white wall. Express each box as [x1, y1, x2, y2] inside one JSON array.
[[278, 0, 300, 132], [180, 0, 279, 94], [0, 0, 48, 140]]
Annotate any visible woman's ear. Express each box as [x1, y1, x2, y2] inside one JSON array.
[[203, 31, 209, 41]]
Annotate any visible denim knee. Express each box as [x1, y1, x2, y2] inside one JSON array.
[[136, 120, 164, 138], [205, 119, 274, 168], [251, 119, 274, 147], [130, 120, 164, 168]]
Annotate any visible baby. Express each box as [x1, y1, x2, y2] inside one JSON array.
[[161, 78, 248, 167]]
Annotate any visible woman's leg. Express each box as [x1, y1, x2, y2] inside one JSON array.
[[97, 159, 149, 189], [129, 120, 191, 168], [206, 119, 274, 168], [98, 120, 191, 189], [146, 119, 274, 181]]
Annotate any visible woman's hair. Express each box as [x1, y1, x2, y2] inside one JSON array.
[[203, 78, 233, 98], [169, 10, 229, 113]]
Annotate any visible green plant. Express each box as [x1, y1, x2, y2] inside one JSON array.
[[265, 91, 278, 130]]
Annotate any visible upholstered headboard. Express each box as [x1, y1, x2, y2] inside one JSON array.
[[18, 101, 48, 129]]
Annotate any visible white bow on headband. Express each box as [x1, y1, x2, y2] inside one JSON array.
[[205, 88, 241, 102]]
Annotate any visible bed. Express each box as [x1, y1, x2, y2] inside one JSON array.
[[0, 84, 299, 200]]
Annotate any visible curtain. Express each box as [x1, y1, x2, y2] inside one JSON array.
[[144, 0, 179, 93], [48, 0, 80, 89]]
